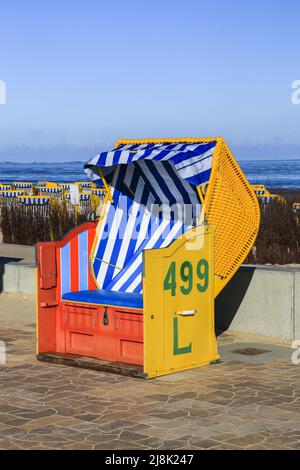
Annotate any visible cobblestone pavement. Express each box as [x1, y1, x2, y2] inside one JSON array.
[[0, 322, 300, 450]]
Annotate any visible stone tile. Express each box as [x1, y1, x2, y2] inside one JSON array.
[[85, 433, 116, 444], [94, 439, 147, 450], [11, 409, 57, 420], [99, 419, 137, 432], [160, 439, 189, 450], [148, 410, 189, 420], [0, 427, 28, 439], [210, 432, 238, 441], [139, 437, 163, 448], [21, 415, 73, 429], [61, 442, 95, 450], [0, 438, 26, 450], [119, 430, 148, 442], [226, 434, 266, 447], [74, 413, 100, 422], [1, 321, 300, 450], [189, 438, 220, 449], [286, 441, 300, 450]]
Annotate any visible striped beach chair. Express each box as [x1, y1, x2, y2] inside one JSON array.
[[13, 182, 34, 194], [37, 137, 260, 377], [293, 202, 300, 212], [40, 186, 63, 200], [64, 192, 91, 212], [0, 190, 24, 205], [18, 195, 50, 205], [58, 183, 71, 190], [75, 181, 93, 188], [17, 195, 50, 217]]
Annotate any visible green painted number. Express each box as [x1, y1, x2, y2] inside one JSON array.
[[164, 259, 209, 296], [180, 261, 193, 295], [173, 317, 192, 355], [164, 261, 176, 296], [197, 259, 209, 292]]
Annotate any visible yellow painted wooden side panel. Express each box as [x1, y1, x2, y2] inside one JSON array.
[[143, 225, 219, 379]]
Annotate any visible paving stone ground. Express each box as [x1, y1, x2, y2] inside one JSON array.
[[0, 295, 300, 450]]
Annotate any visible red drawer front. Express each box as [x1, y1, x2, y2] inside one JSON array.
[[61, 303, 143, 365], [116, 312, 143, 365], [68, 331, 95, 355], [63, 305, 98, 356], [66, 311, 97, 331]]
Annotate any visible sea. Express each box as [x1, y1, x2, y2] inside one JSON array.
[[0, 159, 299, 189]]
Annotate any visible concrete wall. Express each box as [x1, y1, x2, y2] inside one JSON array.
[[216, 266, 300, 341], [0, 263, 36, 295], [1, 260, 300, 341], [295, 272, 300, 340]]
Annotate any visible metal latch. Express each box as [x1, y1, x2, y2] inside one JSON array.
[[176, 309, 196, 316], [102, 307, 109, 325]]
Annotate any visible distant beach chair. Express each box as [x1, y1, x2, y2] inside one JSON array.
[[40, 186, 63, 199], [260, 194, 286, 205], [0, 190, 24, 205], [58, 183, 71, 190], [74, 181, 93, 188], [17, 195, 50, 217], [252, 184, 286, 205], [293, 202, 300, 212], [13, 182, 34, 195], [0, 184, 12, 191], [17, 195, 50, 205], [64, 192, 91, 212]]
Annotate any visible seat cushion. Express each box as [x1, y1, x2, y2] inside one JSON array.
[[62, 289, 143, 310]]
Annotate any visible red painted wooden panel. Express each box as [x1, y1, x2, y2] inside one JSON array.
[[58, 303, 143, 365], [70, 235, 79, 292], [39, 245, 57, 289], [115, 311, 143, 365], [88, 227, 96, 289]]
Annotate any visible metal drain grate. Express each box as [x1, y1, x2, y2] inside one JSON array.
[[231, 347, 272, 356]]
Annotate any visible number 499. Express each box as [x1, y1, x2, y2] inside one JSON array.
[[163, 259, 209, 296]]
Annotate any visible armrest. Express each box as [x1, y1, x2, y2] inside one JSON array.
[[142, 225, 218, 378], [37, 221, 97, 297]]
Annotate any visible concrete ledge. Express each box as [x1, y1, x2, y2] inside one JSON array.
[[1, 259, 300, 340], [0, 262, 36, 295], [0, 243, 35, 265], [216, 265, 300, 341], [296, 271, 300, 339]]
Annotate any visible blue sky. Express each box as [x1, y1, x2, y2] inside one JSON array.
[[0, 0, 300, 161]]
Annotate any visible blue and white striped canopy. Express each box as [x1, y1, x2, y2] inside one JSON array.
[[18, 196, 50, 205], [92, 189, 106, 196], [40, 187, 62, 193], [85, 141, 216, 187], [84, 141, 216, 294], [14, 182, 32, 188], [65, 194, 90, 201], [0, 191, 24, 197]]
